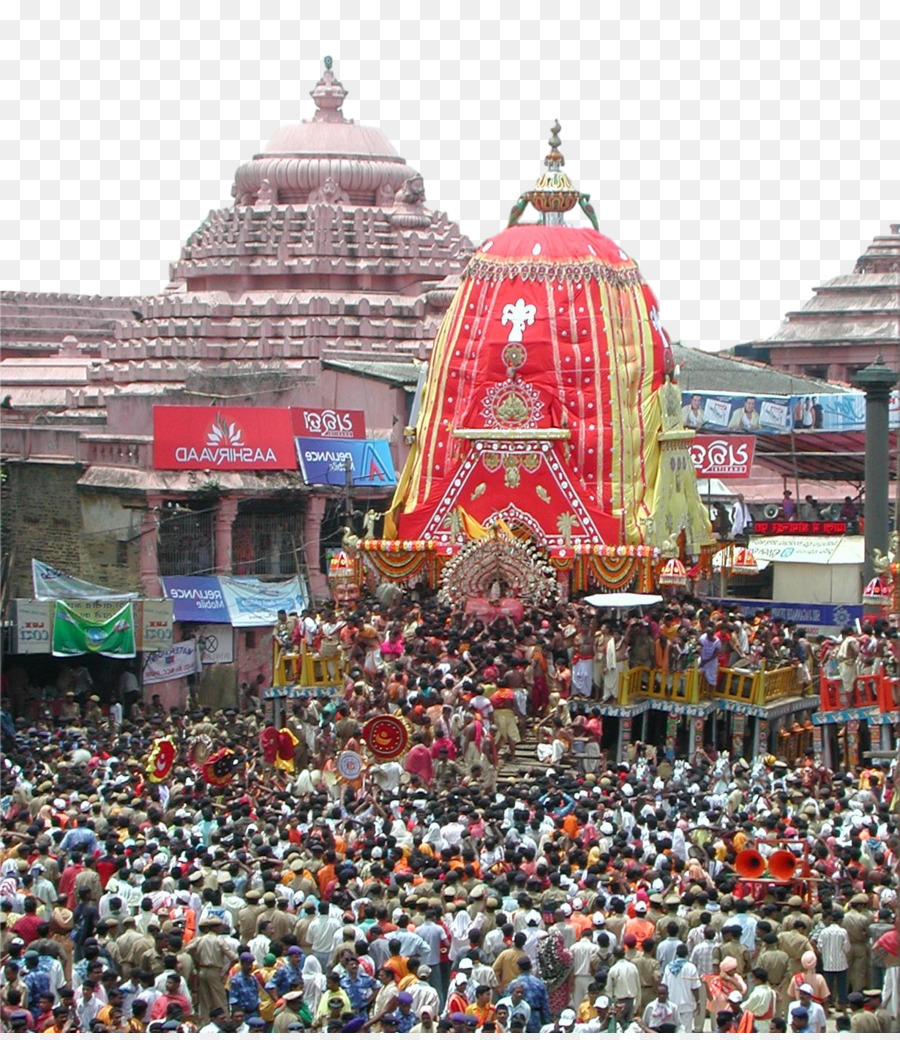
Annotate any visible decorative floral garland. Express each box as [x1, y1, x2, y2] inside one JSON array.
[[582, 555, 640, 590]]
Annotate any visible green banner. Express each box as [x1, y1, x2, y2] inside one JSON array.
[[52, 601, 136, 659]]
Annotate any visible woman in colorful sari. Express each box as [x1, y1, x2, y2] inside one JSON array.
[[537, 930, 574, 1018]]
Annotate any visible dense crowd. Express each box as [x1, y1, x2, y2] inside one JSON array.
[[1, 592, 898, 1033]]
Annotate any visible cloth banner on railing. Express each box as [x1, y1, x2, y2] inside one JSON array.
[[52, 601, 136, 658], [143, 639, 200, 684], [33, 559, 137, 602]]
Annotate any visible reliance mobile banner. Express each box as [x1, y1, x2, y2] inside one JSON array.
[[689, 435, 755, 478], [160, 577, 231, 624], [153, 407, 297, 470], [295, 438, 396, 488]]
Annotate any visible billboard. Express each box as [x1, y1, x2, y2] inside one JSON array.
[[681, 392, 792, 434], [689, 435, 755, 478], [295, 438, 396, 488], [290, 407, 366, 439], [153, 407, 297, 470]]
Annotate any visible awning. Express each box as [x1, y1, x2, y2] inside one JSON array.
[[754, 429, 897, 482]]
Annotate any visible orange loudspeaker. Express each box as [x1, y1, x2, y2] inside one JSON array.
[[768, 850, 798, 882], [736, 849, 766, 879]]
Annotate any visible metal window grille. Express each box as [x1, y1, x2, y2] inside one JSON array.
[[232, 509, 304, 577], [157, 508, 216, 576]]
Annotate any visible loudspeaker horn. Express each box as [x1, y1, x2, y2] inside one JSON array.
[[768, 849, 798, 882], [735, 848, 766, 879]]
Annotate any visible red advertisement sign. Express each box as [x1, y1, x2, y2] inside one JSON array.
[[290, 407, 366, 439], [689, 434, 755, 478], [153, 407, 297, 470]]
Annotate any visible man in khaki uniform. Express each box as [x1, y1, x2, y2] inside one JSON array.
[[74, 857, 104, 904], [238, 891, 263, 944], [185, 918, 236, 1023], [847, 990, 880, 1031], [781, 895, 812, 934], [634, 938, 662, 1010], [273, 991, 306, 1032], [714, 925, 752, 977], [293, 900, 318, 955], [778, 920, 813, 979], [654, 896, 688, 941], [843, 894, 872, 993], [756, 930, 791, 1018]]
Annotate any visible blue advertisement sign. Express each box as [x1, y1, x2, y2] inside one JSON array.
[[295, 438, 396, 488], [681, 392, 792, 434], [683, 390, 900, 435], [721, 598, 863, 635], [160, 577, 230, 623], [789, 392, 865, 432]]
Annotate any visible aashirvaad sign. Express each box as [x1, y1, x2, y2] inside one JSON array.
[[689, 434, 755, 478], [153, 407, 297, 470]]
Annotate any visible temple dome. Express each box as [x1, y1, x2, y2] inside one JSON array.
[[232, 58, 411, 208]]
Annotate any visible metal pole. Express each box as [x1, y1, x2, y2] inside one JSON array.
[[853, 357, 897, 582]]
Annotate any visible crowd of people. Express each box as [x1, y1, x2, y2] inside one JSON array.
[[0, 591, 898, 1033]]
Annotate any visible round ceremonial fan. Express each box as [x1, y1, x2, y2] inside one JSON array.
[[146, 737, 176, 784], [189, 733, 213, 766], [361, 714, 411, 761], [336, 749, 364, 781], [202, 748, 242, 786]]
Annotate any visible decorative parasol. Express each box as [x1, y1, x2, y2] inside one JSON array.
[[189, 733, 213, 766], [658, 558, 688, 588], [584, 592, 662, 609], [863, 576, 894, 608]]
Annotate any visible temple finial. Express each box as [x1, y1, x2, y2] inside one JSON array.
[[310, 56, 349, 123], [545, 120, 564, 169]]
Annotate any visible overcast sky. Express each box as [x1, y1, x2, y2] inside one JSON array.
[[4, 1, 897, 352]]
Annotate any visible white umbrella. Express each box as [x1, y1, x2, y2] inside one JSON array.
[[584, 592, 663, 609]]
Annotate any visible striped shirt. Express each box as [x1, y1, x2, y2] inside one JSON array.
[[816, 923, 850, 971], [689, 939, 717, 977]]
